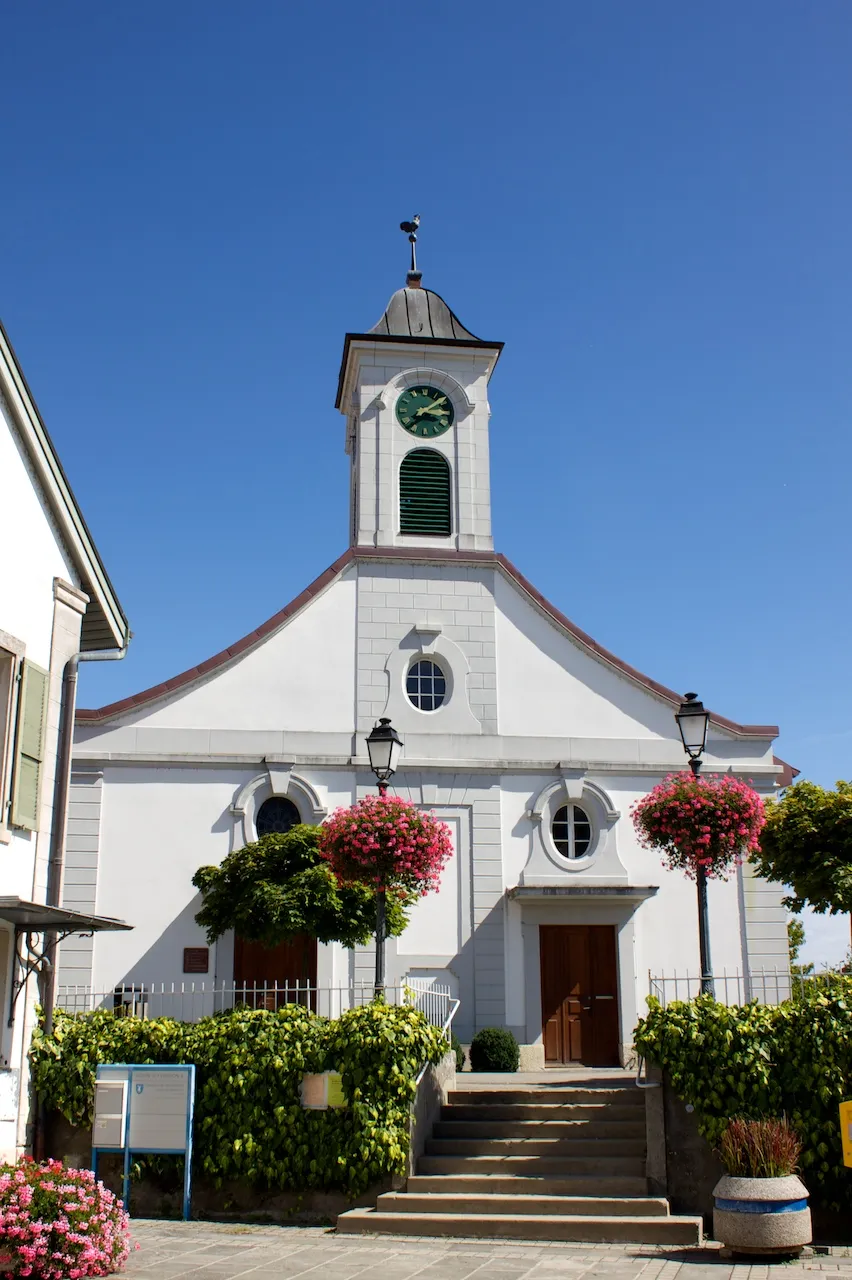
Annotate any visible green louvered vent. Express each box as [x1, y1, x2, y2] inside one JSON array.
[[399, 449, 451, 536]]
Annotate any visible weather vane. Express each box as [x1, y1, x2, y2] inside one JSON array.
[[400, 215, 421, 278]]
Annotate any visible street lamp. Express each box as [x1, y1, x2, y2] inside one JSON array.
[[365, 718, 403, 796], [674, 692, 714, 997], [675, 693, 709, 776], [365, 718, 404, 996]]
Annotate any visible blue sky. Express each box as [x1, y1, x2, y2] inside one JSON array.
[[3, 3, 851, 963]]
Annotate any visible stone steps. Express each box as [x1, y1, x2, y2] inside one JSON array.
[[407, 1174, 651, 1197], [377, 1191, 671, 1217], [336, 1077, 702, 1245], [448, 1088, 645, 1107], [418, 1154, 647, 1176], [425, 1137, 647, 1158], [433, 1119, 647, 1138], [442, 1104, 646, 1123], [338, 1208, 703, 1245]]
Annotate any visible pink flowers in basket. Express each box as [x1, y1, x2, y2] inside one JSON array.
[[631, 771, 765, 880], [319, 793, 453, 894], [0, 1158, 130, 1278]]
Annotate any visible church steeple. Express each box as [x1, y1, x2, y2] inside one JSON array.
[[336, 222, 503, 553]]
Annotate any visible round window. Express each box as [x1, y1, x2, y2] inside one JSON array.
[[552, 804, 592, 859], [406, 658, 446, 711], [256, 796, 300, 836]]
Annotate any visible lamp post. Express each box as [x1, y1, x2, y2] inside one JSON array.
[[365, 717, 404, 996], [675, 693, 715, 998]]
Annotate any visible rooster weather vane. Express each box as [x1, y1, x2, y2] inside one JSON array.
[[400, 215, 421, 277]]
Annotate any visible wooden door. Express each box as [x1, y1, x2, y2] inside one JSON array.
[[233, 934, 317, 1011], [539, 925, 619, 1065]]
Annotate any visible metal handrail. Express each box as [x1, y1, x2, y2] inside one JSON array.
[[416, 997, 460, 1085], [634, 1054, 660, 1089]]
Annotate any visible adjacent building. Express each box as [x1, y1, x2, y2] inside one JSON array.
[[0, 322, 130, 1157]]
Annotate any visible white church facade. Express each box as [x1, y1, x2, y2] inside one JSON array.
[[64, 263, 791, 1065]]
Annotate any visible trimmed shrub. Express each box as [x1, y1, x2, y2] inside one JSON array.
[[0, 1157, 131, 1278], [469, 1027, 519, 1073]]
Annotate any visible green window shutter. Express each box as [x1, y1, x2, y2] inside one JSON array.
[[399, 449, 451, 535], [10, 660, 49, 832]]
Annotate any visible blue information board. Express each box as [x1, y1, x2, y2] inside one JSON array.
[[92, 1063, 196, 1220]]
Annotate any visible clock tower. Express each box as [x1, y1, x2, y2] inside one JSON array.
[[336, 227, 503, 552]]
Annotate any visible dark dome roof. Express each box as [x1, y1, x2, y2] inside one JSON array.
[[368, 279, 480, 342]]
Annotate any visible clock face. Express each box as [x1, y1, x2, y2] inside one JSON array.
[[396, 385, 455, 438]]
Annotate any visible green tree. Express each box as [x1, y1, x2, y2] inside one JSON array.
[[753, 779, 852, 948], [787, 916, 814, 976], [192, 824, 409, 950]]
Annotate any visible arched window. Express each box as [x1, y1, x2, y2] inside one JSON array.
[[551, 804, 592, 859], [256, 796, 300, 837], [400, 449, 451, 535]]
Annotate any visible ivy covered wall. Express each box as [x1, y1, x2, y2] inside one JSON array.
[[31, 1003, 445, 1197]]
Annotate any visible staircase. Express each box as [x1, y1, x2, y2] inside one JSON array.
[[338, 1079, 702, 1244]]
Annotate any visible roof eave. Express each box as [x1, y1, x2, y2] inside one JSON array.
[[335, 333, 504, 411]]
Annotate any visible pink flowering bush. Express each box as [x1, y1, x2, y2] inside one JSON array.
[[0, 1158, 130, 1278], [632, 772, 765, 879], [319, 794, 453, 895]]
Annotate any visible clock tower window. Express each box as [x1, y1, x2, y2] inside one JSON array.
[[399, 449, 451, 536]]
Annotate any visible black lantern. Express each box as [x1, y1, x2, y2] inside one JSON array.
[[366, 717, 403, 793], [675, 693, 710, 775]]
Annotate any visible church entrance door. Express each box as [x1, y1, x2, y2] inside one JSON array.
[[539, 925, 619, 1066], [233, 934, 317, 1011]]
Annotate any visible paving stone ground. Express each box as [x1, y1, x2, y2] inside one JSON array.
[[124, 1221, 852, 1280]]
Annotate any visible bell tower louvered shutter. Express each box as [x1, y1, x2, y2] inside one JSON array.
[[10, 660, 49, 831], [399, 449, 451, 536]]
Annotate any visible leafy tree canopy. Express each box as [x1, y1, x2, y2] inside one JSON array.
[[192, 824, 409, 949], [752, 779, 852, 916]]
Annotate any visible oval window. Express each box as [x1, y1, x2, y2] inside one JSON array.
[[256, 796, 300, 837], [406, 658, 446, 712], [552, 804, 592, 859]]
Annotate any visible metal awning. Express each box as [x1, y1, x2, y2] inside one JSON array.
[[1, 898, 132, 1027], [0, 897, 132, 933], [509, 884, 659, 902]]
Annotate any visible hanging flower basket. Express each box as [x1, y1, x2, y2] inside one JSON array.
[[319, 794, 454, 895], [631, 772, 765, 880]]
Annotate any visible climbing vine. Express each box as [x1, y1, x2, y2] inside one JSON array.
[[30, 1002, 446, 1196], [635, 982, 852, 1210]]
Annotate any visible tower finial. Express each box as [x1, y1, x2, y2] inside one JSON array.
[[399, 215, 422, 286]]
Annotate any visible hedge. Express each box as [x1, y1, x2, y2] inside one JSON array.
[[30, 1001, 446, 1196], [634, 980, 852, 1210]]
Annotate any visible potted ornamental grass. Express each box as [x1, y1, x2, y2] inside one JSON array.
[[713, 1118, 811, 1255], [0, 1156, 132, 1277]]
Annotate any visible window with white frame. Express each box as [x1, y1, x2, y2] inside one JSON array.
[[406, 658, 447, 711], [551, 803, 593, 860]]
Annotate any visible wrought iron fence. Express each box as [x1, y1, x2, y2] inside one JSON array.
[[648, 968, 850, 1007], [55, 977, 457, 1030]]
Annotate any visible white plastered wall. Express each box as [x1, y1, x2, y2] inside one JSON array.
[[0, 392, 86, 1158]]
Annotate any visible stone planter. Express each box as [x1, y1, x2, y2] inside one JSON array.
[[713, 1174, 811, 1256]]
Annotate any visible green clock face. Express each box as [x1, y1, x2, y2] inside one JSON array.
[[396, 385, 455, 438]]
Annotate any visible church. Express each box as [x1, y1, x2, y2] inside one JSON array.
[[62, 238, 790, 1065]]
